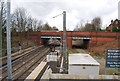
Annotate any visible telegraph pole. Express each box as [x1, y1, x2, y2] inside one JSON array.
[[118, 1, 120, 78], [0, 1, 2, 58], [7, 0, 12, 80], [52, 11, 67, 73], [118, 1, 120, 20], [63, 11, 67, 73]]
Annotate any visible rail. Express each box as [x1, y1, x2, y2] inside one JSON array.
[[1, 47, 50, 80], [25, 62, 47, 81]]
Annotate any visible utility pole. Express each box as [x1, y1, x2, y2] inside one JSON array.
[[118, 1, 120, 78], [52, 11, 67, 73], [0, 1, 2, 58], [7, 0, 12, 80], [63, 11, 67, 73], [118, 1, 120, 20]]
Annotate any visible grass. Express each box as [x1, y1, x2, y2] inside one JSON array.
[[106, 68, 119, 75], [99, 67, 119, 75], [2, 36, 37, 57], [90, 52, 106, 59], [68, 49, 80, 54]]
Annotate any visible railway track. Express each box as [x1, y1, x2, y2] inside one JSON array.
[[1, 46, 44, 76], [0, 46, 43, 71], [0, 46, 40, 68], [17, 48, 50, 80], [1, 46, 50, 81]]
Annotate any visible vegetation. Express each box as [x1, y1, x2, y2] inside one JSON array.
[[0, 5, 58, 35], [0, 1, 58, 56], [112, 27, 120, 32], [1, 1, 58, 34], [74, 17, 102, 32], [10, 8, 58, 32]]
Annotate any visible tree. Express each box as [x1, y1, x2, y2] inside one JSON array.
[[37, 21, 42, 31], [0, 1, 6, 33], [74, 17, 102, 32], [74, 20, 84, 31], [41, 23, 53, 30], [41, 23, 59, 31], [26, 16, 33, 32], [32, 18, 37, 31], [12, 7, 28, 32], [74, 25, 80, 31], [91, 17, 102, 31], [112, 27, 120, 32], [84, 23, 95, 32], [0, 1, 7, 53], [75, 22, 95, 32], [53, 26, 58, 31], [11, 14, 17, 32]]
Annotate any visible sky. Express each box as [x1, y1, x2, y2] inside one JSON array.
[[9, 0, 120, 30]]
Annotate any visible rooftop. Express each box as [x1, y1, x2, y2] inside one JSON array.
[[69, 53, 100, 66]]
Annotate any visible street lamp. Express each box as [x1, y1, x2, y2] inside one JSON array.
[[0, 1, 2, 58], [53, 11, 67, 73], [118, 1, 120, 20], [6, 0, 12, 80]]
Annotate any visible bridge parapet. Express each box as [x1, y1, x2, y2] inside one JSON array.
[[30, 31, 120, 38], [29, 32, 120, 48]]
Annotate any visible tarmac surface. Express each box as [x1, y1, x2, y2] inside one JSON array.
[[48, 61, 59, 73]]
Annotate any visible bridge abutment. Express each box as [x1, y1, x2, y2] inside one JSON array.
[[88, 37, 117, 50], [67, 37, 72, 49]]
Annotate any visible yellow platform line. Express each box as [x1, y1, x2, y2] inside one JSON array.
[[25, 62, 47, 81]]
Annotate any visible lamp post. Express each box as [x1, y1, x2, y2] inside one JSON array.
[[7, 0, 12, 80], [62, 11, 67, 73], [0, 1, 2, 58], [118, 1, 120, 20], [52, 11, 67, 73]]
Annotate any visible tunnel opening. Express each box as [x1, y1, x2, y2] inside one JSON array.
[[72, 39, 90, 49], [53, 38, 61, 47], [41, 38, 49, 46], [41, 38, 61, 47], [83, 39, 90, 49]]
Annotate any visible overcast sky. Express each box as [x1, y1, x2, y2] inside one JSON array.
[[10, 0, 119, 31]]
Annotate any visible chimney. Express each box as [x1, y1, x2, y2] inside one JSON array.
[[111, 20, 113, 24]]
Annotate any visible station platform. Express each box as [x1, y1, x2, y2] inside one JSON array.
[[24, 52, 119, 81], [48, 61, 59, 73], [24, 60, 60, 81], [25, 61, 118, 81]]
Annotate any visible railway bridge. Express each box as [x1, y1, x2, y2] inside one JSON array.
[[29, 31, 120, 48]]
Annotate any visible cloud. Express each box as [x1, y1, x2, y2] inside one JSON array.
[[11, 0, 119, 30]]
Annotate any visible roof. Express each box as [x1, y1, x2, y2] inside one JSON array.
[[69, 53, 100, 66]]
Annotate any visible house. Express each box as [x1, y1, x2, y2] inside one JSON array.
[[106, 19, 120, 32]]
